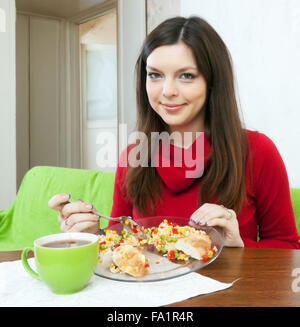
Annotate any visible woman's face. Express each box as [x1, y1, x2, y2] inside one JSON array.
[[146, 42, 207, 135]]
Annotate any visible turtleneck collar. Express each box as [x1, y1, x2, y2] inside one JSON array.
[[154, 133, 211, 194]]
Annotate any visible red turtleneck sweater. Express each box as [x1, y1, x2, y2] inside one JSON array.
[[110, 130, 300, 249]]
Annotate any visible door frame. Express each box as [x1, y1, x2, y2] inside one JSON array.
[[0, 0, 16, 208], [59, 1, 119, 171], [73, 0, 147, 167], [15, 0, 146, 191], [76, 4, 117, 170]]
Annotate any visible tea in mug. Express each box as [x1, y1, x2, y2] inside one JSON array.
[[42, 240, 91, 248]]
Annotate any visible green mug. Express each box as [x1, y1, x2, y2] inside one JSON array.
[[22, 232, 99, 294]]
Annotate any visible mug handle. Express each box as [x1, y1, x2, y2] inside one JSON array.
[[21, 247, 41, 281]]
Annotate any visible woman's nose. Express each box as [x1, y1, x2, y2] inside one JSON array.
[[162, 78, 178, 97]]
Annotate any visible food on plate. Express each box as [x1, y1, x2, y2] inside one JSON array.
[[98, 219, 218, 277], [112, 244, 149, 277], [98, 228, 147, 275], [175, 234, 211, 260], [144, 219, 216, 262], [99, 247, 114, 269]]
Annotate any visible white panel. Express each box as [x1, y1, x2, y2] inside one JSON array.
[[29, 16, 60, 167], [84, 44, 118, 171], [59, 20, 81, 169], [86, 44, 117, 121], [66, 21, 81, 169], [80, 11, 118, 172], [181, 0, 300, 187], [117, 0, 146, 145], [16, 14, 30, 189], [0, 0, 16, 209], [86, 121, 118, 172], [0, 7, 6, 32]]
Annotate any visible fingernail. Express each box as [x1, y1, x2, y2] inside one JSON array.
[[190, 218, 196, 223], [198, 221, 202, 225], [86, 204, 93, 210], [204, 222, 208, 226], [64, 194, 71, 199]]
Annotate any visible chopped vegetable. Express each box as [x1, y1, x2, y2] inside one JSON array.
[[98, 218, 218, 275], [167, 250, 175, 260]]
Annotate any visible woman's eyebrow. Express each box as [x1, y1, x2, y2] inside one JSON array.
[[146, 65, 198, 73]]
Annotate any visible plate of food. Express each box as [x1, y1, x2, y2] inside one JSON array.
[[94, 216, 223, 282]]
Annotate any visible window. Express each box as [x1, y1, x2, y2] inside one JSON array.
[[80, 10, 118, 171]]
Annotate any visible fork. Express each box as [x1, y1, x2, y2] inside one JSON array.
[[61, 199, 147, 238], [95, 211, 147, 239]]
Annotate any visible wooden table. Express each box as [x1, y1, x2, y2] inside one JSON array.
[[1, 248, 300, 307], [175, 247, 300, 307]]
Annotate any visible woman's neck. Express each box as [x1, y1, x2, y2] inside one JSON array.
[[168, 131, 201, 149], [168, 110, 205, 148], [168, 124, 205, 149]]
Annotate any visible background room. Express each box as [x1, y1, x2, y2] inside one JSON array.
[[0, 0, 299, 209]]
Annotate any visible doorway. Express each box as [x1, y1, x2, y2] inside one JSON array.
[[15, 0, 118, 189], [79, 10, 118, 171]]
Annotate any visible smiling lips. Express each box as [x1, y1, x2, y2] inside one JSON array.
[[161, 103, 185, 112]]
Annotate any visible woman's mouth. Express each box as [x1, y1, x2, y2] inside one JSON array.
[[161, 103, 185, 112]]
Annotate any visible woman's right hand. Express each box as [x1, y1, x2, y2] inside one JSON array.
[[48, 194, 100, 234]]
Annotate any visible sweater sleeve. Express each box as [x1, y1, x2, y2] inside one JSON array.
[[109, 146, 133, 224], [242, 133, 300, 249]]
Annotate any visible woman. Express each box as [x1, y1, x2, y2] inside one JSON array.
[[49, 16, 300, 249]]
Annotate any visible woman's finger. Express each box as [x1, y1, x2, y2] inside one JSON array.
[[205, 217, 228, 228], [226, 209, 235, 220], [58, 214, 64, 226], [65, 213, 99, 229], [61, 201, 95, 219], [60, 217, 69, 232], [191, 204, 232, 225], [48, 193, 71, 211], [190, 203, 221, 220], [190, 207, 208, 222], [67, 221, 99, 233], [196, 212, 222, 225]]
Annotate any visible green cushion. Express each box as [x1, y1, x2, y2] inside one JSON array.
[[0, 166, 299, 251], [291, 188, 300, 234], [0, 166, 115, 251]]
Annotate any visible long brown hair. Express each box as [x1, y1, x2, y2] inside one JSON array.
[[124, 16, 249, 216]]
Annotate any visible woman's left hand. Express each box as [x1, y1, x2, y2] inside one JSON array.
[[189, 203, 244, 247]]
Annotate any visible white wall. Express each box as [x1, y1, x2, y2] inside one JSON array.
[[0, 0, 16, 209], [15, 13, 81, 188], [117, 0, 146, 147], [181, 0, 300, 187]]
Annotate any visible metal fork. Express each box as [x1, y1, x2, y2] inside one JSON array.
[[95, 211, 147, 239], [60, 199, 147, 238]]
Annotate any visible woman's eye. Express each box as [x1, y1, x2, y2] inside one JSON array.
[[147, 72, 162, 79], [180, 73, 195, 80]]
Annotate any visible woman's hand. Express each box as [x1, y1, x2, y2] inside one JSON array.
[[189, 203, 244, 247], [48, 194, 100, 234]]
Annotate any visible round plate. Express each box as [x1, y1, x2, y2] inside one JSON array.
[[94, 216, 223, 282]]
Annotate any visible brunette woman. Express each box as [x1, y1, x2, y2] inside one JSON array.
[[49, 16, 300, 249]]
